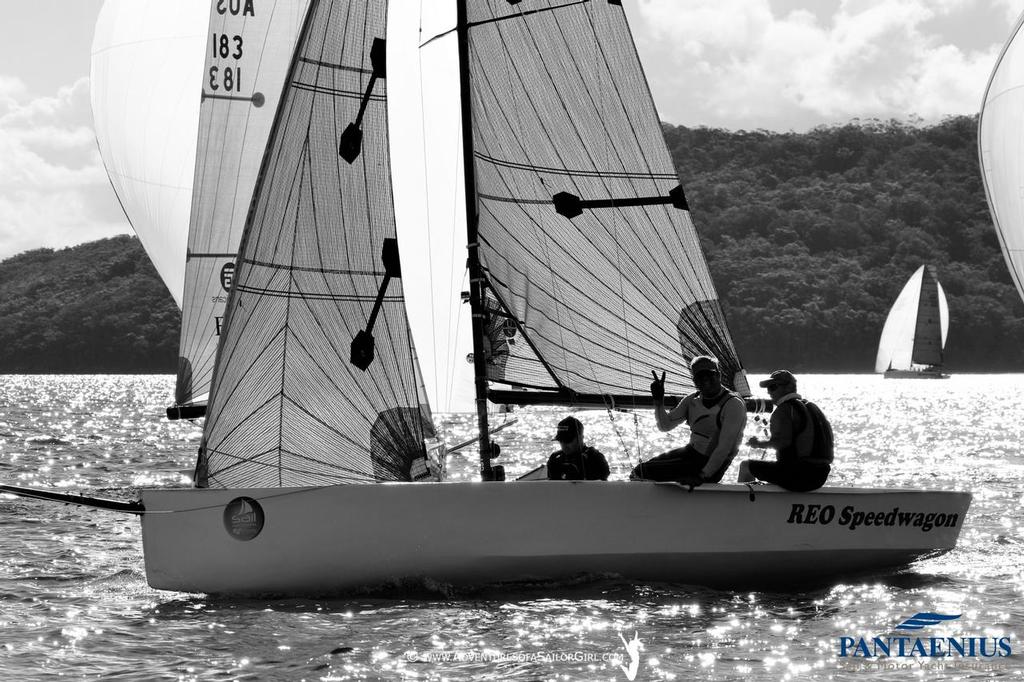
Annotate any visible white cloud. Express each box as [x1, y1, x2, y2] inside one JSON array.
[[0, 76, 128, 260], [631, 0, 1009, 130], [991, 0, 1021, 24]]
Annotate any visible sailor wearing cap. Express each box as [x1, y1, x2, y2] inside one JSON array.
[[546, 416, 610, 481], [737, 370, 831, 491], [629, 355, 746, 484]]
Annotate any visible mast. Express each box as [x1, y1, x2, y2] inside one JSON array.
[[455, 0, 495, 481]]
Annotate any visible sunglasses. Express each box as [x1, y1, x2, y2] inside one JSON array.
[[693, 370, 719, 381], [766, 382, 785, 391]]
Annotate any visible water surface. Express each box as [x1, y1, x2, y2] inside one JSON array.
[[0, 374, 1020, 680]]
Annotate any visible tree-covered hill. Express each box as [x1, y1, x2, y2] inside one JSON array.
[[1, 115, 1021, 373], [0, 235, 179, 372], [666, 115, 1024, 372]]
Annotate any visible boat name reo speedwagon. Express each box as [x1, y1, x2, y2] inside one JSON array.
[[786, 503, 962, 532]]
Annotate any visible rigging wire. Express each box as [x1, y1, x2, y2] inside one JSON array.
[[415, 0, 444, 421]]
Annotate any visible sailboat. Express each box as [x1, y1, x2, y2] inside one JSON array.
[[2, 0, 970, 593], [979, 9, 1024, 305], [875, 265, 950, 379]]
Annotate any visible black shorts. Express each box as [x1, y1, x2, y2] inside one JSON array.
[[748, 460, 830, 492], [630, 445, 724, 483]]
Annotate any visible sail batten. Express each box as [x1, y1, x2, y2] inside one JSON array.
[[473, 152, 679, 180], [465, 0, 742, 399], [200, 0, 435, 489]]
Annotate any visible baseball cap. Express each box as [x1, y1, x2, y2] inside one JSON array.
[[758, 369, 796, 388], [553, 416, 583, 442]]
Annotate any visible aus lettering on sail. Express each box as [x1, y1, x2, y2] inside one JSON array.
[[788, 504, 960, 532], [216, 0, 255, 16]]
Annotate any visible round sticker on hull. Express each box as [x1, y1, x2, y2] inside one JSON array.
[[223, 496, 264, 541]]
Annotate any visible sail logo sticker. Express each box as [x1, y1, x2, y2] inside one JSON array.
[[220, 262, 236, 292], [223, 496, 264, 541]]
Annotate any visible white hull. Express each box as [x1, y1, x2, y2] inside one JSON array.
[[140, 482, 970, 594], [884, 368, 950, 379]]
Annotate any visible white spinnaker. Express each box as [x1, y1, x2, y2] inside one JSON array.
[[90, 0, 209, 307], [979, 10, 1024, 305], [875, 266, 949, 372], [175, 0, 309, 406], [389, 3, 477, 414]]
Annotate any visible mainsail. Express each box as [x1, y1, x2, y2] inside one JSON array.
[[198, 0, 435, 488], [175, 0, 309, 408], [463, 0, 746, 405], [90, 0, 209, 306], [875, 265, 949, 373], [979, 9, 1024, 305]]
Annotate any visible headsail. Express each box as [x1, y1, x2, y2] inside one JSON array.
[[198, 0, 435, 488], [979, 9, 1024, 305], [875, 265, 949, 373], [910, 266, 945, 367], [463, 0, 747, 405], [90, 0, 209, 306], [174, 0, 309, 408]]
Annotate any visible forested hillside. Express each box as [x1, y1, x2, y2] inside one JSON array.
[[0, 115, 1021, 373], [666, 115, 1024, 371], [0, 236, 178, 372]]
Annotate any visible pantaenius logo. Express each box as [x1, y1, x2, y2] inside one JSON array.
[[838, 613, 1011, 659], [220, 262, 236, 292], [223, 496, 264, 541]]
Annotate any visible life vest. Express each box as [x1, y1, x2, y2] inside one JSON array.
[[787, 399, 834, 465], [684, 389, 743, 458]]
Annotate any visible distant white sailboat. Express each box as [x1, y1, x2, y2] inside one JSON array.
[[1, 0, 969, 595], [875, 265, 950, 379], [979, 9, 1024, 305]]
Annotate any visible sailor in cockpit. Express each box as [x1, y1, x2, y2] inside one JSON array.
[[630, 355, 746, 485]]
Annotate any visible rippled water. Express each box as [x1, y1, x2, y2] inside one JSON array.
[[0, 374, 1021, 680]]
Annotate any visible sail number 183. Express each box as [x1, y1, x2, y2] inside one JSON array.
[[213, 33, 243, 59], [209, 65, 242, 92]]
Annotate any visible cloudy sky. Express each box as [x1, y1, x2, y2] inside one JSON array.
[[0, 0, 1018, 262]]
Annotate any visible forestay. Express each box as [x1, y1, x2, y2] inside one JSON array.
[[464, 0, 746, 404], [175, 0, 309, 407], [90, 0, 209, 306], [979, 9, 1024, 305], [198, 0, 435, 488]]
